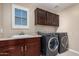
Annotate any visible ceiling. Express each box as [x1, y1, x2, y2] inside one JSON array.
[[32, 3, 76, 13]]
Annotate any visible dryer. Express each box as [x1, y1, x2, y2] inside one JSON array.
[[57, 33, 69, 53], [40, 33, 59, 56]]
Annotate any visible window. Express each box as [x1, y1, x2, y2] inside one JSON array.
[[12, 4, 29, 28]]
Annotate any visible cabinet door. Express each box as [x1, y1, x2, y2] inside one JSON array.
[[8, 40, 24, 56], [26, 43, 40, 56], [35, 8, 47, 25], [0, 45, 23, 56], [47, 12, 59, 26], [53, 14, 59, 26], [0, 40, 24, 56], [8, 45, 23, 56], [47, 12, 54, 25], [0, 46, 10, 56], [25, 38, 41, 56]]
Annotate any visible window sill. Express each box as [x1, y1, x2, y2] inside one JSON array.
[[12, 26, 29, 29]]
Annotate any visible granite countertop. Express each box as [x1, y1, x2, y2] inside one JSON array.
[[0, 35, 42, 41]]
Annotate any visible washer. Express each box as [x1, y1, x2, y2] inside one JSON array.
[[40, 33, 59, 56], [57, 33, 69, 54]]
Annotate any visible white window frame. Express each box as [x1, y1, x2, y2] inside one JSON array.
[[12, 4, 29, 29]]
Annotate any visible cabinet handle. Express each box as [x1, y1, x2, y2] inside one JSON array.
[[21, 46, 23, 52], [25, 46, 27, 51]]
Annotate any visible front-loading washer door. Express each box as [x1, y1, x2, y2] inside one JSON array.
[[48, 37, 59, 52], [61, 36, 68, 49]]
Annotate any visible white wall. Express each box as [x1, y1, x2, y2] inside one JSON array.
[[0, 4, 3, 38], [0, 3, 57, 38], [57, 4, 79, 52], [35, 25, 58, 33], [1, 3, 36, 37]]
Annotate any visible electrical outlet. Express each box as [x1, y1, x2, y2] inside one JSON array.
[[0, 28, 3, 33]]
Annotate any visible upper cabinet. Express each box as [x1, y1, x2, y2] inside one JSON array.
[[35, 8, 59, 26], [35, 8, 47, 25]]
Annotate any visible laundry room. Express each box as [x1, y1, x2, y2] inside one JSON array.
[[0, 2, 79, 56]]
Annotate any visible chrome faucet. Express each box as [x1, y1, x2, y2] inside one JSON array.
[[19, 32, 25, 35]]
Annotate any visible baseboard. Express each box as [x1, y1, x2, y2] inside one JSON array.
[[69, 49, 79, 55]]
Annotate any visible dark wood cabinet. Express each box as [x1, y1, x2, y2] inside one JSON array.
[[35, 8, 59, 26], [7, 45, 23, 56], [0, 40, 24, 56], [35, 8, 47, 25], [0, 37, 41, 56], [0, 41, 20, 56], [47, 12, 54, 25], [47, 12, 59, 26], [0, 46, 10, 56], [24, 38, 40, 56], [8, 40, 24, 56]]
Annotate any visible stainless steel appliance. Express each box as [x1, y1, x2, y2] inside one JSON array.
[[57, 33, 69, 53], [39, 33, 59, 56]]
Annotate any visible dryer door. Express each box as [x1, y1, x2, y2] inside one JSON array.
[[61, 36, 68, 49], [48, 37, 59, 52]]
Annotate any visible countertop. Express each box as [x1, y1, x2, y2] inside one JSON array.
[[0, 35, 42, 41]]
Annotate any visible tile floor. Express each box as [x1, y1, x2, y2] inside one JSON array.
[[58, 50, 79, 56]]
